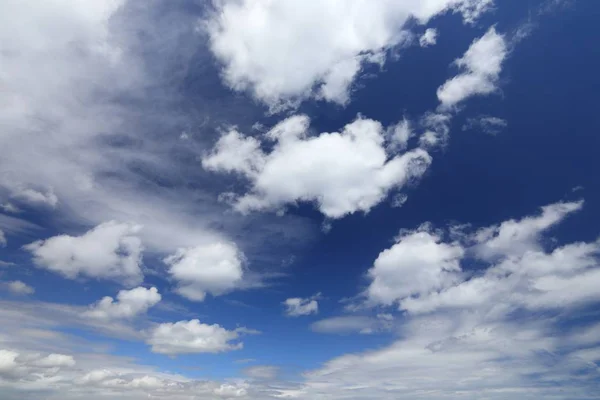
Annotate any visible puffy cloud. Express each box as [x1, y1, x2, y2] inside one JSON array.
[[437, 27, 507, 108], [164, 242, 245, 302], [462, 115, 507, 135], [311, 314, 394, 335], [83, 287, 161, 320], [206, 0, 494, 109], [0, 349, 75, 380], [203, 115, 432, 219], [242, 365, 279, 380], [147, 319, 253, 355], [24, 221, 144, 285], [283, 294, 320, 317], [419, 28, 438, 47], [3, 281, 35, 295], [365, 228, 464, 307]]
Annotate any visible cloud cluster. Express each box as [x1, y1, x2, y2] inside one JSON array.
[[206, 0, 494, 109], [203, 115, 431, 218]]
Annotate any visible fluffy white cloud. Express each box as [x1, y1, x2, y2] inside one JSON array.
[[83, 287, 161, 320], [147, 319, 251, 355], [243, 365, 279, 380], [4, 281, 35, 295], [24, 221, 144, 285], [0, 349, 75, 380], [204, 115, 431, 219], [206, 0, 494, 109], [164, 242, 244, 302], [419, 28, 438, 47], [437, 27, 507, 108], [366, 228, 464, 306], [283, 294, 320, 317], [311, 314, 394, 335]]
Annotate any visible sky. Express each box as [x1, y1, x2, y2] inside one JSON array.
[[1, 0, 600, 399]]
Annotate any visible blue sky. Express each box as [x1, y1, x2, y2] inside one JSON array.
[[1, 0, 600, 399]]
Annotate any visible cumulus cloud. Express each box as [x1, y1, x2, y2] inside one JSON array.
[[437, 27, 507, 108], [203, 115, 432, 219], [283, 294, 320, 317], [83, 287, 161, 320], [206, 0, 494, 109], [419, 28, 438, 47], [0, 349, 75, 380], [11, 188, 58, 208], [147, 319, 255, 355], [164, 242, 245, 302], [24, 221, 144, 285], [3, 281, 35, 295], [365, 228, 464, 306]]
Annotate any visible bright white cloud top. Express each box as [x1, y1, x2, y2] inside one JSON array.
[[206, 0, 494, 109], [203, 115, 431, 218]]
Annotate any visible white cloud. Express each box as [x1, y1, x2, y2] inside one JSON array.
[[473, 200, 583, 260], [4, 281, 35, 295], [0, 348, 75, 380], [164, 242, 244, 302], [365, 228, 464, 307], [11, 188, 58, 208], [24, 221, 144, 286], [204, 115, 432, 219], [147, 319, 251, 355], [419, 28, 438, 47], [283, 294, 320, 317], [311, 314, 394, 335], [0, 228, 6, 247], [83, 287, 161, 320], [437, 27, 507, 108], [206, 0, 494, 109], [243, 365, 279, 380], [462, 115, 507, 135]]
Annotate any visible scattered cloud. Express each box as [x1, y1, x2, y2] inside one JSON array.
[[463, 115, 507, 135], [0, 228, 6, 247], [204, 115, 431, 218], [3, 281, 35, 295], [164, 242, 245, 302], [437, 27, 507, 108], [206, 0, 494, 109], [24, 221, 144, 286], [83, 287, 161, 320], [419, 28, 438, 47], [283, 294, 320, 317], [147, 319, 256, 356], [311, 314, 394, 335]]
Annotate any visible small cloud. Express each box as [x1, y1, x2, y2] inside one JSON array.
[[4, 280, 35, 295], [283, 293, 321, 317], [419, 28, 438, 47], [463, 115, 508, 135], [242, 365, 279, 380]]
